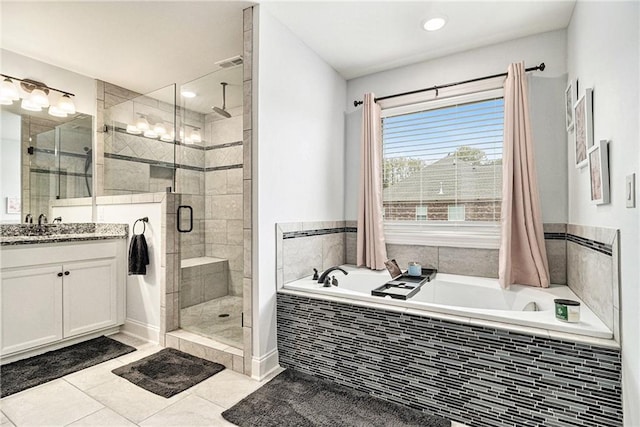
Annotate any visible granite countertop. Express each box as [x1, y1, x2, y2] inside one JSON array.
[[1, 223, 128, 246]]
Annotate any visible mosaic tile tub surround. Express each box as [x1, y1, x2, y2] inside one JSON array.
[[277, 292, 622, 427]]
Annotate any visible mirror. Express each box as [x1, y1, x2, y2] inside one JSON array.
[[0, 104, 93, 223]]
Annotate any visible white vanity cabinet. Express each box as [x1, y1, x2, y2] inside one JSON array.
[[1, 239, 126, 359]]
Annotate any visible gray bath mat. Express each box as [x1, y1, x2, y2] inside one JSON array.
[[222, 369, 450, 427], [112, 347, 225, 398], [0, 335, 136, 398]]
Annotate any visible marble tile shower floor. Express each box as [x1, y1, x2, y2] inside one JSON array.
[[180, 296, 243, 349]]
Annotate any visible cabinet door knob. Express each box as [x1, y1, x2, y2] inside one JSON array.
[[64, 271, 70, 276], [57, 272, 63, 277]]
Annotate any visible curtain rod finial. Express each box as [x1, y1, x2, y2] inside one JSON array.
[[354, 100, 363, 107]]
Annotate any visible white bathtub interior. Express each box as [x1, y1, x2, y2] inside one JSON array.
[[284, 265, 613, 340]]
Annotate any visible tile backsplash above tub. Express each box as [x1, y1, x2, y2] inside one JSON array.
[[276, 221, 620, 340], [276, 221, 349, 287]]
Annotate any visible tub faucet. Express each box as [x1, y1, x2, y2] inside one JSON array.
[[318, 266, 348, 283], [24, 213, 33, 224], [38, 213, 47, 226]]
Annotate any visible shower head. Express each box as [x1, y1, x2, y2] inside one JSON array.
[[212, 82, 231, 119]]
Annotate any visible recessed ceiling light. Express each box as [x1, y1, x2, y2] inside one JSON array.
[[181, 90, 196, 98], [423, 16, 447, 32]]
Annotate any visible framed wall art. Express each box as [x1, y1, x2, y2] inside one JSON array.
[[565, 80, 575, 132], [588, 139, 609, 205], [574, 88, 593, 168]]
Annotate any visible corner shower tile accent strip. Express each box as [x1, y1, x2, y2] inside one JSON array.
[[104, 152, 202, 171], [205, 141, 243, 150], [204, 164, 243, 172], [30, 168, 91, 178], [283, 227, 350, 240], [109, 125, 242, 151], [277, 293, 622, 427]]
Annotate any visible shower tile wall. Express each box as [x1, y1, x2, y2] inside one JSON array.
[[204, 107, 244, 296]]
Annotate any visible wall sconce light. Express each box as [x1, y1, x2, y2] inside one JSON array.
[[0, 74, 76, 118]]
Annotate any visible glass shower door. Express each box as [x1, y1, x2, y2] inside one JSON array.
[[177, 67, 244, 349]]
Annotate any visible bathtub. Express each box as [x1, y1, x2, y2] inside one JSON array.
[[284, 265, 613, 340]]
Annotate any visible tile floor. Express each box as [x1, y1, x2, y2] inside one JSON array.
[[180, 296, 243, 349], [0, 333, 470, 427], [0, 333, 271, 426]]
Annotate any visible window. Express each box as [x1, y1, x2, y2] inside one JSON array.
[[415, 206, 427, 221], [447, 205, 465, 221], [381, 89, 503, 248]]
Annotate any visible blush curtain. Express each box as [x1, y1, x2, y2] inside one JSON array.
[[357, 93, 388, 270], [499, 62, 550, 288]]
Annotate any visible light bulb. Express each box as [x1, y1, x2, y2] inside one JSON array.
[[0, 78, 19, 101], [48, 105, 68, 117], [143, 129, 158, 139], [181, 90, 196, 98], [21, 98, 42, 112], [29, 88, 50, 108], [423, 17, 447, 32], [160, 133, 174, 142], [136, 116, 150, 131], [0, 96, 13, 106], [154, 122, 167, 135], [57, 94, 76, 114], [126, 124, 142, 135]]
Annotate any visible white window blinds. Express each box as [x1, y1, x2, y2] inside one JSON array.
[[382, 93, 504, 223]]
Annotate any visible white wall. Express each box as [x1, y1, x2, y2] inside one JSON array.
[[0, 111, 21, 223], [1, 49, 97, 117], [254, 5, 347, 366], [566, 2, 640, 425], [344, 30, 569, 221], [100, 203, 163, 342]]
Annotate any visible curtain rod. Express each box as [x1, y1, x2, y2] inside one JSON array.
[[353, 62, 545, 107]]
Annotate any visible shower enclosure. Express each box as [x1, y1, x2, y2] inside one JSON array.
[[178, 67, 244, 349], [21, 113, 93, 219], [105, 65, 244, 349]]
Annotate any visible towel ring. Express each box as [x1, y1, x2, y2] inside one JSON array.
[[133, 217, 148, 235]]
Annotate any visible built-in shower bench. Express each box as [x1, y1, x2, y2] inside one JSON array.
[[180, 257, 229, 309]]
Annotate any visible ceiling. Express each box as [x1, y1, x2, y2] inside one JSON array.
[[266, 1, 576, 80], [1, 1, 575, 97]]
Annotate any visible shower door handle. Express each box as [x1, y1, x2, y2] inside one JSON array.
[[177, 205, 193, 233]]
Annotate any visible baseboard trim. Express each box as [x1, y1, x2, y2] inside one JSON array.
[[0, 326, 121, 365], [251, 347, 280, 381], [122, 319, 159, 344]]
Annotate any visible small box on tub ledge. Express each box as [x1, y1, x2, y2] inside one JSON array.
[[554, 299, 581, 322]]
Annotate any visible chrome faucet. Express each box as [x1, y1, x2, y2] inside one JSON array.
[[317, 266, 348, 284], [24, 213, 33, 224], [38, 213, 48, 226], [52, 216, 62, 224]]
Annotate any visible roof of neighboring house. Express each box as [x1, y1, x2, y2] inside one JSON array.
[[383, 155, 502, 202]]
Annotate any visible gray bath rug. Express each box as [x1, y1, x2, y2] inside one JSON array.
[[111, 347, 225, 398], [222, 369, 450, 427], [0, 335, 136, 398]]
